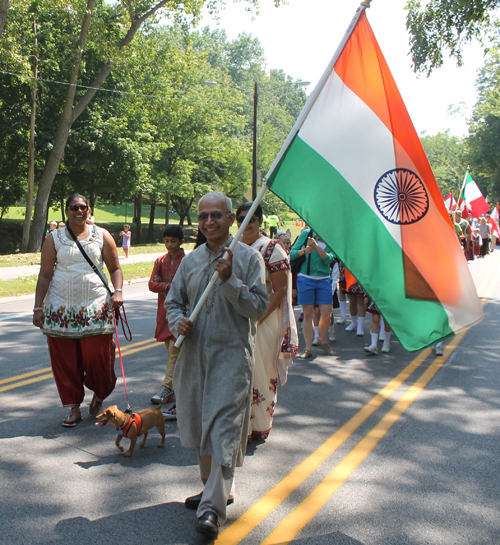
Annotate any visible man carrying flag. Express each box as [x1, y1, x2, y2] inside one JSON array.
[[264, 1, 482, 352]]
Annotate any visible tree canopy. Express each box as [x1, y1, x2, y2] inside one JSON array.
[[405, 0, 500, 74]]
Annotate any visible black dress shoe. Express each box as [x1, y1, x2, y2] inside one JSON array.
[[185, 492, 234, 510], [196, 510, 219, 538]]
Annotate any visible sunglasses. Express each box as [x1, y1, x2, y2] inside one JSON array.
[[236, 215, 259, 224], [68, 204, 89, 212], [197, 212, 227, 222]]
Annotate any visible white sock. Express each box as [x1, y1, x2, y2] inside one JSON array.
[[435, 341, 443, 349], [371, 333, 378, 346], [380, 316, 385, 331], [384, 331, 391, 345], [350, 315, 358, 327], [339, 301, 347, 319], [314, 326, 319, 337], [357, 316, 365, 332]]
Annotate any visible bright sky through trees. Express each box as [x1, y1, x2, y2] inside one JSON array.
[[198, 0, 484, 137]]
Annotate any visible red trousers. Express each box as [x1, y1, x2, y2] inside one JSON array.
[[47, 334, 116, 407]]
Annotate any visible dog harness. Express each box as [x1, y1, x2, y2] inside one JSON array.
[[117, 413, 143, 437]]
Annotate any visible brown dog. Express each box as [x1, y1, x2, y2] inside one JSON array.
[[95, 405, 165, 457]]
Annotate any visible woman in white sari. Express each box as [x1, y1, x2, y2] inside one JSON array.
[[236, 202, 298, 441]]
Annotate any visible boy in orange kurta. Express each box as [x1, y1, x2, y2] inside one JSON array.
[[149, 225, 185, 406]]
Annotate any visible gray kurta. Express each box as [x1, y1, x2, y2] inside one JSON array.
[[166, 236, 269, 468]]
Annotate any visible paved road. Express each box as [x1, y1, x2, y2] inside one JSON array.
[[1, 255, 499, 545]]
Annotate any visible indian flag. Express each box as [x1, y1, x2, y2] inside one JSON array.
[[265, 6, 482, 352], [462, 172, 490, 218]]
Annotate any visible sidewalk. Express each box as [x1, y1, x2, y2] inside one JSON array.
[[0, 252, 165, 282]]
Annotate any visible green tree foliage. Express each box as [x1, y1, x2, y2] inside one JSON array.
[[420, 131, 468, 197], [467, 48, 500, 201], [405, 0, 500, 74], [0, 0, 286, 251], [1, 6, 306, 248]]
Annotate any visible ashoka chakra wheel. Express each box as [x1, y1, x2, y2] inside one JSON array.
[[374, 168, 429, 225]]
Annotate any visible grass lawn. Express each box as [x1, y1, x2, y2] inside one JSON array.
[[3, 204, 193, 225], [0, 261, 163, 299]]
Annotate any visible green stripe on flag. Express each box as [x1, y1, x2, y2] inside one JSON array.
[[268, 135, 453, 351]]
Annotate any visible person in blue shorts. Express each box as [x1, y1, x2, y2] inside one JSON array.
[[290, 230, 335, 358]]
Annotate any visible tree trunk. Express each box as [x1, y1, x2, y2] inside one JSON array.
[[0, 0, 9, 41], [187, 210, 192, 226], [148, 201, 156, 242], [60, 198, 65, 222], [89, 182, 96, 212], [134, 190, 142, 244], [21, 19, 38, 253], [26, 0, 172, 252], [27, 0, 96, 252], [165, 192, 170, 224], [178, 211, 185, 226]]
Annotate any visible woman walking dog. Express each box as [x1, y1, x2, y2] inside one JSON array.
[[33, 194, 124, 427]]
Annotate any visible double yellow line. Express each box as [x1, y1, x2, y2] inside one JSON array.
[[0, 337, 159, 393], [216, 257, 500, 545]]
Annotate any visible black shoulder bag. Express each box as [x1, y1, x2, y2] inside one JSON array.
[[66, 225, 131, 339], [291, 228, 312, 275]]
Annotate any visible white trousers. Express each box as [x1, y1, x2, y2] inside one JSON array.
[[196, 448, 235, 524]]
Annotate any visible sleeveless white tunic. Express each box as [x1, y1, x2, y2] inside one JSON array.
[[42, 226, 114, 338]]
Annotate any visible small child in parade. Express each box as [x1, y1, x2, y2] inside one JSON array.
[[120, 224, 131, 258], [148, 225, 186, 419]]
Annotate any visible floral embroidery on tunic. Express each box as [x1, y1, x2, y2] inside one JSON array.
[[44, 302, 113, 331], [252, 388, 265, 406], [269, 378, 277, 394], [267, 401, 276, 416]]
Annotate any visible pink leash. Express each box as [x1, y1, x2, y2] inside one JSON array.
[[114, 307, 132, 414]]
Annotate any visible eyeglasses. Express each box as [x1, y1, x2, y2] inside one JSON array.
[[197, 212, 227, 222], [68, 204, 88, 212], [236, 215, 259, 224]]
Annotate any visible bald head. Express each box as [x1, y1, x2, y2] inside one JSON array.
[[198, 192, 232, 214]]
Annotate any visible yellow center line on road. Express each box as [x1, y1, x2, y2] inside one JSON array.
[[0, 367, 52, 385], [216, 348, 432, 545], [218, 258, 500, 545], [0, 337, 159, 393], [257, 261, 500, 545], [0, 373, 54, 393]]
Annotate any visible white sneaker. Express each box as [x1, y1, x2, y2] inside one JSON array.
[[381, 342, 391, 353], [328, 325, 336, 342], [312, 336, 320, 346], [379, 332, 385, 342], [336, 317, 347, 324], [364, 344, 378, 355], [345, 322, 356, 332], [435, 345, 443, 356], [356, 327, 364, 336]]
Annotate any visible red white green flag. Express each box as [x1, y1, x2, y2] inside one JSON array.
[[462, 172, 489, 218], [444, 192, 456, 211], [265, 6, 482, 351], [491, 203, 499, 223]]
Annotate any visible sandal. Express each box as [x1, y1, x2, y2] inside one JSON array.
[[62, 408, 83, 427], [297, 350, 313, 359], [320, 343, 334, 356], [88, 394, 103, 417]]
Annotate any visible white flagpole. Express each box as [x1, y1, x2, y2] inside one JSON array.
[[174, 182, 268, 348], [265, 1, 371, 181]]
